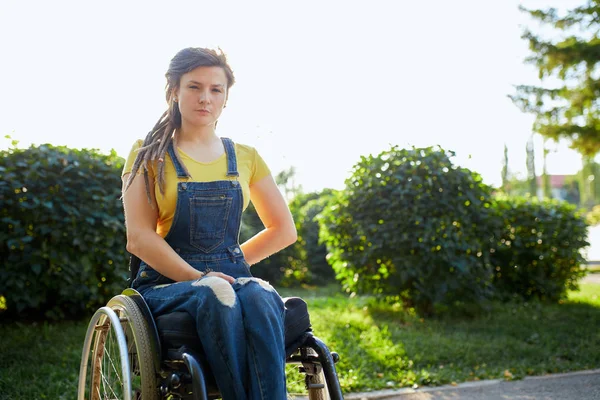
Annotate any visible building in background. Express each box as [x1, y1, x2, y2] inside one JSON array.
[[536, 175, 579, 203]]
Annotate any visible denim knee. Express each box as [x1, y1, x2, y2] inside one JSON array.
[[193, 276, 238, 308], [234, 278, 284, 313]]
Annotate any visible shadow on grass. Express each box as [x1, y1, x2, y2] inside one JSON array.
[[0, 319, 88, 400], [364, 295, 600, 384]]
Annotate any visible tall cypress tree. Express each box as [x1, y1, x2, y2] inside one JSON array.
[[526, 136, 538, 197], [542, 139, 552, 198], [501, 143, 509, 191], [510, 1, 600, 156]]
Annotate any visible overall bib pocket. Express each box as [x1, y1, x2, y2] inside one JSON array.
[[190, 194, 233, 252]]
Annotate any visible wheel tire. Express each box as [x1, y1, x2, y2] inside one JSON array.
[[107, 295, 159, 400], [78, 306, 133, 400]]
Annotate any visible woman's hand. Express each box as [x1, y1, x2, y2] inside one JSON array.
[[202, 271, 235, 284]]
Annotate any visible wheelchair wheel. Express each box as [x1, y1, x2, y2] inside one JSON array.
[[77, 296, 158, 400]]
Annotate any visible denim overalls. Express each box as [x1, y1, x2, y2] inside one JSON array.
[[132, 138, 286, 400]]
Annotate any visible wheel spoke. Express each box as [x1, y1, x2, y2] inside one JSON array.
[[101, 371, 120, 399], [104, 343, 123, 387]]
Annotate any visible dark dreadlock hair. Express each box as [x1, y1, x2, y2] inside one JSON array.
[[123, 47, 235, 202]]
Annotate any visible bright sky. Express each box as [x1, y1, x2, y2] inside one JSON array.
[[0, 0, 586, 192]]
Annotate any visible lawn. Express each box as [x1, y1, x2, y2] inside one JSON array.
[[1, 283, 599, 399]]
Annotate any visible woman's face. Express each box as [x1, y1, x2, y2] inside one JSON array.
[[175, 66, 228, 129]]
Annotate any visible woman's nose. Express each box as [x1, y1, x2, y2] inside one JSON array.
[[198, 90, 211, 104]]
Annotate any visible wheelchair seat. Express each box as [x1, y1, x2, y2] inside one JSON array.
[[155, 296, 312, 359]]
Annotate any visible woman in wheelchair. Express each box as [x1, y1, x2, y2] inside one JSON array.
[[118, 47, 298, 399]]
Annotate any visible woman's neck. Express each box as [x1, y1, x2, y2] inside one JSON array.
[[176, 121, 219, 145]]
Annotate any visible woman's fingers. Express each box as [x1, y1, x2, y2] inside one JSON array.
[[205, 271, 235, 284]]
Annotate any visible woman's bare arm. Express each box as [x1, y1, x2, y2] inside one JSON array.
[[240, 175, 298, 265], [122, 172, 232, 283]]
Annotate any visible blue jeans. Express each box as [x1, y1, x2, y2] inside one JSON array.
[[139, 275, 286, 400]]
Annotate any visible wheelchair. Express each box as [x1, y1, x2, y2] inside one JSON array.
[[77, 256, 344, 400]]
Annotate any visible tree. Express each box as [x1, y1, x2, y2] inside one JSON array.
[[505, 174, 533, 197], [501, 143, 509, 191], [275, 166, 302, 201], [292, 190, 337, 284], [563, 177, 581, 205], [510, 1, 600, 156], [579, 155, 599, 207], [526, 136, 538, 197], [542, 139, 552, 198]]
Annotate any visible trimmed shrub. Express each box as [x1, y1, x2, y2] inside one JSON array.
[[291, 190, 337, 285], [320, 146, 496, 315], [0, 143, 127, 320], [240, 189, 336, 287], [240, 202, 307, 287], [490, 196, 588, 301]]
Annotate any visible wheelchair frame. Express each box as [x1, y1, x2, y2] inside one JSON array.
[[77, 256, 345, 400]]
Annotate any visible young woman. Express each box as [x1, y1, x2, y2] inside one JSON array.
[[121, 47, 297, 400]]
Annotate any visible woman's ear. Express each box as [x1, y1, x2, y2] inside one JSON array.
[[171, 87, 180, 103]]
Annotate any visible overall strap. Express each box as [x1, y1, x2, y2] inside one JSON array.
[[221, 137, 239, 177], [167, 142, 191, 179]]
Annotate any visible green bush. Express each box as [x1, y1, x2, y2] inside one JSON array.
[[319, 146, 496, 315], [295, 193, 336, 284], [240, 189, 336, 287], [586, 204, 600, 226], [490, 196, 588, 301], [240, 202, 308, 287], [0, 143, 128, 320]]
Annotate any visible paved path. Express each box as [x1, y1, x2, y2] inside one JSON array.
[[582, 272, 600, 284], [343, 369, 600, 400]]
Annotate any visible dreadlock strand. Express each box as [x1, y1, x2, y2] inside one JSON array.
[[124, 127, 157, 191], [143, 168, 152, 205], [123, 112, 170, 200], [172, 131, 192, 179], [151, 110, 169, 132], [155, 124, 174, 196]]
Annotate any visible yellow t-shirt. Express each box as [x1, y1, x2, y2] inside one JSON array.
[[122, 139, 271, 238]]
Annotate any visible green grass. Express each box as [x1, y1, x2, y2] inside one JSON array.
[[280, 283, 600, 393], [0, 320, 87, 400], [585, 264, 600, 273], [1, 283, 599, 398]]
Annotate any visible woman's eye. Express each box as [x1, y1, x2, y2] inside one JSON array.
[[189, 85, 199, 89], [212, 89, 222, 93]]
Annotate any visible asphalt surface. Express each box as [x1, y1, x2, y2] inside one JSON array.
[[582, 273, 600, 284], [346, 369, 600, 400]]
